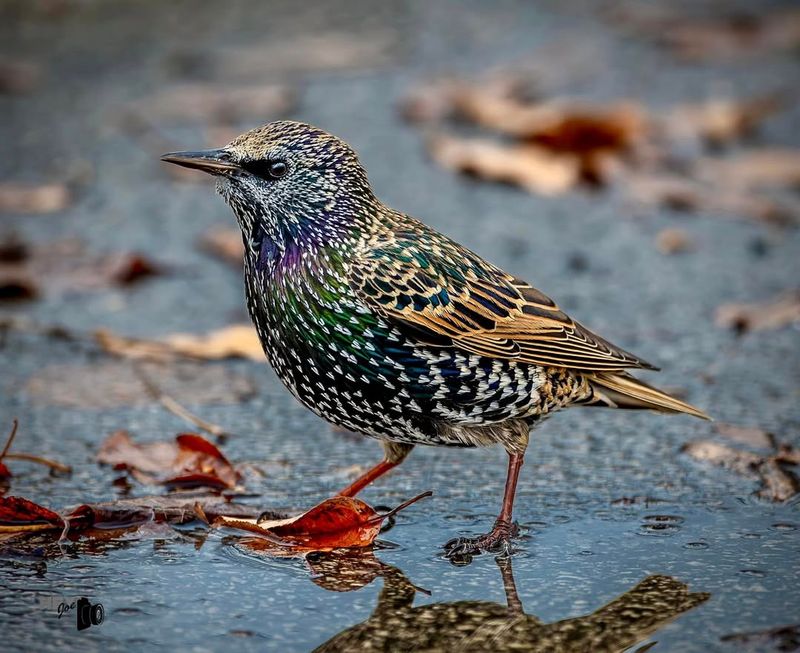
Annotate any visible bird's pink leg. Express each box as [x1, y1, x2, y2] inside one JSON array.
[[444, 451, 524, 560]]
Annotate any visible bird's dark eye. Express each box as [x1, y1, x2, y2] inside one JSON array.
[[268, 161, 288, 178], [241, 159, 288, 180]]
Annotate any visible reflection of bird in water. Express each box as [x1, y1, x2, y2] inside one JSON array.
[[310, 554, 709, 653]]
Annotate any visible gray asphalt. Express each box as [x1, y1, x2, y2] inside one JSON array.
[[1, 1, 799, 651]]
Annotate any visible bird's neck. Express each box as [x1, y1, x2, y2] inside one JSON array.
[[241, 202, 377, 282]]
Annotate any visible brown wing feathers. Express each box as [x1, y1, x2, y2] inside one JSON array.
[[353, 226, 708, 420], [354, 226, 656, 373]]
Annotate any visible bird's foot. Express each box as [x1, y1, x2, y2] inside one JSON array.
[[443, 519, 519, 564]]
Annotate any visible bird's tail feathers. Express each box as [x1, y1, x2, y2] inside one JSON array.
[[586, 372, 710, 420]]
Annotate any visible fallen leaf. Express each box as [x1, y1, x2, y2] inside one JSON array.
[[655, 228, 693, 255], [625, 173, 793, 226], [128, 83, 294, 124], [714, 423, 775, 449], [683, 433, 800, 502], [681, 441, 762, 476], [97, 431, 242, 490], [0, 496, 63, 533], [105, 493, 259, 522], [0, 238, 28, 263], [0, 58, 42, 94], [694, 149, 800, 189], [428, 135, 579, 196], [109, 254, 162, 285], [400, 79, 464, 123], [0, 237, 165, 300], [0, 493, 258, 544], [662, 95, 782, 147], [0, 183, 70, 214], [446, 88, 646, 185], [96, 324, 264, 362], [404, 73, 799, 224], [212, 491, 431, 554], [756, 459, 800, 502], [715, 291, 800, 333], [25, 360, 256, 408], [0, 277, 37, 302], [198, 227, 244, 267], [164, 325, 264, 361]]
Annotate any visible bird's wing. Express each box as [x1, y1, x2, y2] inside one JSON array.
[[350, 223, 656, 372]]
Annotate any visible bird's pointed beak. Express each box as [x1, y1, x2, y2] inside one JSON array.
[[160, 149, 240, 175]]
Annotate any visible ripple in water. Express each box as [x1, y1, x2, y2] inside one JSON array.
[[683, 541, 709, 550], [638, 514, 684, 537], [739, 569, 767, 577]]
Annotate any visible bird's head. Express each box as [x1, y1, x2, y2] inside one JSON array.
[[162, 121, 375, 249]]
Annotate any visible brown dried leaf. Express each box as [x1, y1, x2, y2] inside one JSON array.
[[715, 291, 800, 333], [94, 493, 258, 524], [625, 173, 793, 226], [681, 441, 762, 476], [0, 493, 258, 541], [0, 58, 42, 94], [684, 438, 799, 502], [449, 90, 646, 184], [451, 85, 647, 150], [164, 326, 263, 362], [655, 228, 692, 255], [404, 70, 797, 225], [97, 430, 241, 490], [453, 87, 568, 136], [400, 79, 463, 123], [0, 275, 38, 302], [0, 496, 63, 533], [714, 423, 775, 449], [428, 135, 579, 196], [108, 254, 162, 285], [0, 238, 164, 300], [198, 227, 244, 267], [694, 149, 800, 190], [0, 183, 70, 214], [663, 95, 782, 147], [522, 103, 647, 157], [756, 459, 800, 502], [96, 324, 264, 363]]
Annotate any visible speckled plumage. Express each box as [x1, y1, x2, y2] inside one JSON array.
[[163, 120, 708, 555]]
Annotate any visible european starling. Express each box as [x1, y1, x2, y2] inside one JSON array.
[[162, 121, 709, 557]]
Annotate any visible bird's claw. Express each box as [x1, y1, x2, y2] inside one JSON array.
[[443, 520, 519, 564]]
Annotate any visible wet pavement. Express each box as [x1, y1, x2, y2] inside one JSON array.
[[1, 1, 799, 651]]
